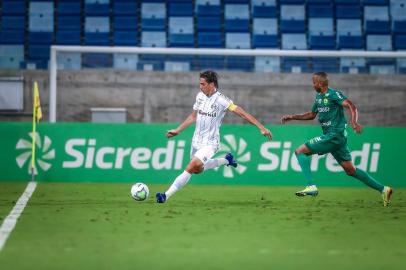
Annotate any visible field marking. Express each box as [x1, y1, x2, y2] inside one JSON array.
[[0, 181, 37, 252]]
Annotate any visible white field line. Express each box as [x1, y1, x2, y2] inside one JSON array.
[[0, 181, 37, 251]]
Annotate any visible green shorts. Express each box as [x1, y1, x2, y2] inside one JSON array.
[[305, 132, 352, 163]]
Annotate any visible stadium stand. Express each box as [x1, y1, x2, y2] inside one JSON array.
[[0, 0, 404, 73]]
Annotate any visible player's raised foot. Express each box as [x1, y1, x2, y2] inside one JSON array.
[[225, 152, 238, 168], [295, 185, 318, 197], [382, 186, 393, 207], [156, 192, 167, 203]]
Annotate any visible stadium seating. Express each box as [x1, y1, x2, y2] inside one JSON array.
[[308, 4, 333, 18], [57, 52, 82, 70], [56, 0, 81, 45], [252, 18, 278, 48], [312, 58, 339, 73], [0, 1, 26, 45], [282, 34, 307, 49], [226, 33, 251, 49], [168, 17, 194, 47], [336, 3, 361, 19], [366, 35, 395, 74], [255, 56, 280, 72], [85, 0, 110, 16], [84, 17, 110, 45], [169, 1, 193, 16], [340, 55, 367, 74], [82, 53, 112, 68], [141, 31, 166, 48], [196, 0, 221, 16], [336, 19, 364, 49], [224, 4, 250, 32], [29, 1, 54, 32], [0, 45, 24, 69], [141, 3, 166, 31], [251, 0, 277, 18], [197, 32, 223, 48], [27, 1, 54, 68], [113, 1, 137, 16], [113, 53, 139, 71], [397, 57, 406, 74], [0, 0, 404, 73], [390, 0, 406, 33], [364, 6, 390, 34], [281, 33, 308, 72], [58, 0, 81, 15], [280, 5, 306, 33], [164, 60, 191, 72], [308, 18, 335, 49]]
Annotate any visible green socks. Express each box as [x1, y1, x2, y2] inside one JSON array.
[[354, 168, 384, 192], [295, 153, 384, 192], [296, 153, 314, 186]]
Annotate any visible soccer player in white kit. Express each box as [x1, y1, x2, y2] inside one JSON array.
[[156, 70, 273, 203]]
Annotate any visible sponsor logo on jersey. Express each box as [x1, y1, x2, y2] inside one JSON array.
[[198, 110, 217, 118], [318, 107, 330, 113], [321, 121, 332, 126]]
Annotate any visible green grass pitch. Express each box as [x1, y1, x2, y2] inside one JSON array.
[[0, 183, 405, 270]]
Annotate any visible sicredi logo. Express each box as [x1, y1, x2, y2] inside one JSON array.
[[15, 132, 55, 174], [257, 141, 380, 173], [62, 139, 186, 170], [15, 134, 381, 175], [216, 134, 251, 178]]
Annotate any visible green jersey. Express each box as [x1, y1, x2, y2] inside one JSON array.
[[311, 88, 348, 134]]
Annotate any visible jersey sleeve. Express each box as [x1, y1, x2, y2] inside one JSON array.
[[192, 93, 200, 111], [311, 100, 318, 112], [217, 94, 234, 111], [331, 90, 347, 105]]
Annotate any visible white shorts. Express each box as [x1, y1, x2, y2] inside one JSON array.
[[190, 145, 219, 165]]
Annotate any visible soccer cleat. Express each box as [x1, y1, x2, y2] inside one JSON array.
[[156, 192, 167, 203], [225, 152, 238, 168], [382, 186, 393, 207], [295, 185, 318, 197]]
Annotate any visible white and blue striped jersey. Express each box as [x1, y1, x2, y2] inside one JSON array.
[[192, 90, 233, 148]]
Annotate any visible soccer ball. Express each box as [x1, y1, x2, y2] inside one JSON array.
[[130, 183, 149, 201]]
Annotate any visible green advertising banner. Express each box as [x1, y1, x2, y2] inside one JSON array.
[[1, 122, 405, 187]]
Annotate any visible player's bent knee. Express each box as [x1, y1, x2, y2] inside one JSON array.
[[190, 167, 203, 174], [345, 168, 356, 176], [295, 144, 311, 155], [195, 165, 204, 174], [186, 165, 204, 174]]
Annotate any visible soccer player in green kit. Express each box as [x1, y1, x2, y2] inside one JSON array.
[[281, 72, 393, 206]]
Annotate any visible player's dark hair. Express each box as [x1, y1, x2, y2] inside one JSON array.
[[313, 72, 329, 86], [200, 70, 219, 88]]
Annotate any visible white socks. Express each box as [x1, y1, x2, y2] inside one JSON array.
[[204, 158, 228, 171], [165, 158, 228, 200], [165, 171, 192, 200]]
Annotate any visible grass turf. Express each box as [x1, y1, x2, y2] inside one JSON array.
[[0, 183, 405, 270]]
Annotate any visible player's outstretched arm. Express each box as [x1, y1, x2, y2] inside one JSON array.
[[281, 111, 317, 124], [231, 106, 272, 140], [342, 99, 363, 134], [166, 111, 197, 138]]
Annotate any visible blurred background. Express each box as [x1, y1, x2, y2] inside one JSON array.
[[0, 0, 405, 126]]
